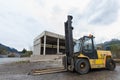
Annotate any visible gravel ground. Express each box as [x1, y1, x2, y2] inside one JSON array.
[[0, 61, 120, 80]]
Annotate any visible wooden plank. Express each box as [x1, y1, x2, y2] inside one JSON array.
[[30, 67, 66, 75]]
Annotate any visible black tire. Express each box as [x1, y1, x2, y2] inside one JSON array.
[[75, 59, 90, 74], [106, 58, 116, 71]]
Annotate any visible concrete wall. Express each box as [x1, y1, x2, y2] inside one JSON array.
[[33, 38, 41, 55]]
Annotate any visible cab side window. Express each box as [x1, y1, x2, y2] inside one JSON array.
[[83, 38, 93, 52]]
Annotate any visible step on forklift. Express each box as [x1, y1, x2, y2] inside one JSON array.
[[30, 15, 116, 75]]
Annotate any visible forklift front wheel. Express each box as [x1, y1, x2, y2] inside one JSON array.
[[75, 59, 90, 74]]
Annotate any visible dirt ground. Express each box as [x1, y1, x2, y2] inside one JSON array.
[[0, 61, 120, 80]]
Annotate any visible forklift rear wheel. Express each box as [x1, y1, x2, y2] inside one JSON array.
[[106, 58, 116, 71], [75, 59, 90, 74]]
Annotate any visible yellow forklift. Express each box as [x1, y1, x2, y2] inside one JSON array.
[[31, 15, 116, 75], [63, 15, 116, 74]]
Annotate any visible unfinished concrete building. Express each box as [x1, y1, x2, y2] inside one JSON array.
[[33, 31, 66, 55]]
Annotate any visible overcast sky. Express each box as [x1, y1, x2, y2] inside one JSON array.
[[0, 0, 120, 51]]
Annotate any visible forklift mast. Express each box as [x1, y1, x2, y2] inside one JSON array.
[[64, 15, 74, 68]]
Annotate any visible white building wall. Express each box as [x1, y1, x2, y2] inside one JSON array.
[[33, 38, 41, 55]]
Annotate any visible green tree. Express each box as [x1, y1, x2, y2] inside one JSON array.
[[20, 51, 33, 57], [110, 44, 120, 58], [22, 48, 27, 53], [0, 47, 8, 55]]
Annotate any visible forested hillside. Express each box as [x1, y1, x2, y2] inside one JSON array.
[[0, 43, 18, 55], [98, 39, 120, 58]]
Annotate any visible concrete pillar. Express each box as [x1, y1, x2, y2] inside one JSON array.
[[33, 45, 36, 55], [43, 35, 46, 55], [39, 38, 41, 55], [57, 38, 59, 54]]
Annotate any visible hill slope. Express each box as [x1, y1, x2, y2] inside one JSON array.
[[0, 43, 18, 55]]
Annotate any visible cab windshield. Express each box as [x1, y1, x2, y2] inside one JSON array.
[[74, 40, 82, 53], [83, 37, 96, 51], [83, 37, 93, 51]]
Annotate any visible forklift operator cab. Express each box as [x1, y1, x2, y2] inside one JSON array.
[[74, 35, 98, 59]]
